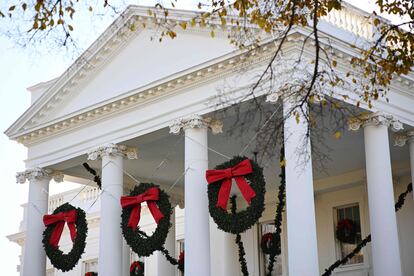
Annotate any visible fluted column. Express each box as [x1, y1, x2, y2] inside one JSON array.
[[349, 112, 403, 276], [88, 144, 137, 276], [170, 114, 222, 276], [395, 130, 414, 202], [16, 168, 63, 276], [282, 101, 319, 276]]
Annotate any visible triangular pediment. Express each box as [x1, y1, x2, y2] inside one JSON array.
[[5, 5, 236, 140]]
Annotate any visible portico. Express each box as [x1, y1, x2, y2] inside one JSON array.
[[6, 4, 414, 276]]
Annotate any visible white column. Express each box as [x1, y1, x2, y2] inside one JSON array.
[[410, 138, 414, 203], [169, 115, 222, 276], [156, 207, 176, 276], [16, 168, 62, 276], [122, 240, 131, 276], [351, 112, 403, 276], [210, 222, 239, 275], [88, 144, 137, 276], [283, 102, 319, 276]]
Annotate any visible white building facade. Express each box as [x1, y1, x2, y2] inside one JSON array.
[[6, 4, 414, 276]]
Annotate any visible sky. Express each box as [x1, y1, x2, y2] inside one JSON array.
[[0, 0, 387, 274]]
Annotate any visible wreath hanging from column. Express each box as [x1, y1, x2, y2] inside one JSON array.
[[42, 203, 88, 272], [206, 156, 266, 234], [178, 251, 184, 273], [130, 261, 144, 276], [85, 273, 98, 276], [121, 183, 172, 256]]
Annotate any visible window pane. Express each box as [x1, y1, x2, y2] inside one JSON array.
[[260, 223, 282, 276], [335, 204, 363, 265]]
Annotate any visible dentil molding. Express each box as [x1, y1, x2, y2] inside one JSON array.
[[169, 114, 223, 135], [87, 143, 138, 160]]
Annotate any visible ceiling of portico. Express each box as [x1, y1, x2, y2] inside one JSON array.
[[53, 99, 411, 196]]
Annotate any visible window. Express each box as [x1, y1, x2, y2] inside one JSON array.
[[83, 258, 98, 274], [259, 223, 282, 276], [334, 204, 363, 265]]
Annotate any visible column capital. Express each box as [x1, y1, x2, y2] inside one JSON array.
[[394, 131, 414, 147], [348, 112, 403, 132], [87, 143, 138, 160], [169, 114, 223, 135], [16, 168, 63, 184]]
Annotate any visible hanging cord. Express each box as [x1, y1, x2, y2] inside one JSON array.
[[231, 195, 249, 276], [266, 146, 286, 276], [322, 182, 413, 276]]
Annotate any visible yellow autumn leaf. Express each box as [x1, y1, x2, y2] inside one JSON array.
[[334, 131, 341, 139]]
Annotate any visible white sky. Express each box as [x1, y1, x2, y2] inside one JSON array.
[[0, 0, 389, 274]]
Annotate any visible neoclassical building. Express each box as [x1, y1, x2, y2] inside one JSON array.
[[6, 3, 414, 276]]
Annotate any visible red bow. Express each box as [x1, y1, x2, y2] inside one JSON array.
[[43, 209, 77, 248], [121, 187, 164, 230], [206, 159, 256, 210], [130, 261, 142, 272]]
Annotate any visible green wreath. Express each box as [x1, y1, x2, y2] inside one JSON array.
[[207, 156, 266, 234], [121, 183, 172, 256], [260, 232, 281, 255], [42, 203, 88, 272]]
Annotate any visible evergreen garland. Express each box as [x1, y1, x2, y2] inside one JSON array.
[[231, 195, 249, 276], [83, 162, 102, 189], [266, 146, 286, 276], [43, 203, 88, 272], [322, 183, 412, 276], [136, 229, 184, 273]]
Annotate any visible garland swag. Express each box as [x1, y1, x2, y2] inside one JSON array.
[[322, 183, 413, 276], [230, 196, 249, 276], [43, 203, 88, 272], [83, 162, 102, 189], [137, 229, 184, 273], [130, 261, 145, 276], [121, 183, 172, 257], [265, 146, 285, 276], [206, 156, 266, 234]]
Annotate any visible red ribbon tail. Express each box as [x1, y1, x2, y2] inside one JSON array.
[[68, 222, 77, 242], [49, 222, 65, 248], [235, 176, 256, 204], [128, 205, 141, 230], [217, 179, 232, 210], [147, 202, 164, 224]]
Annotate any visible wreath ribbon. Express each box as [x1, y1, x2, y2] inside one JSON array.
[[43, 209, 77, 248], [130, 261, 142, 272], [121, 187, 164, 229], [206, 159, 256, 210]]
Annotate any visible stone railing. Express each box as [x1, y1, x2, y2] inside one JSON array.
[[80, 186, 101, 202], [48, 195, 64, 213], [322, 6, 374, 40]]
